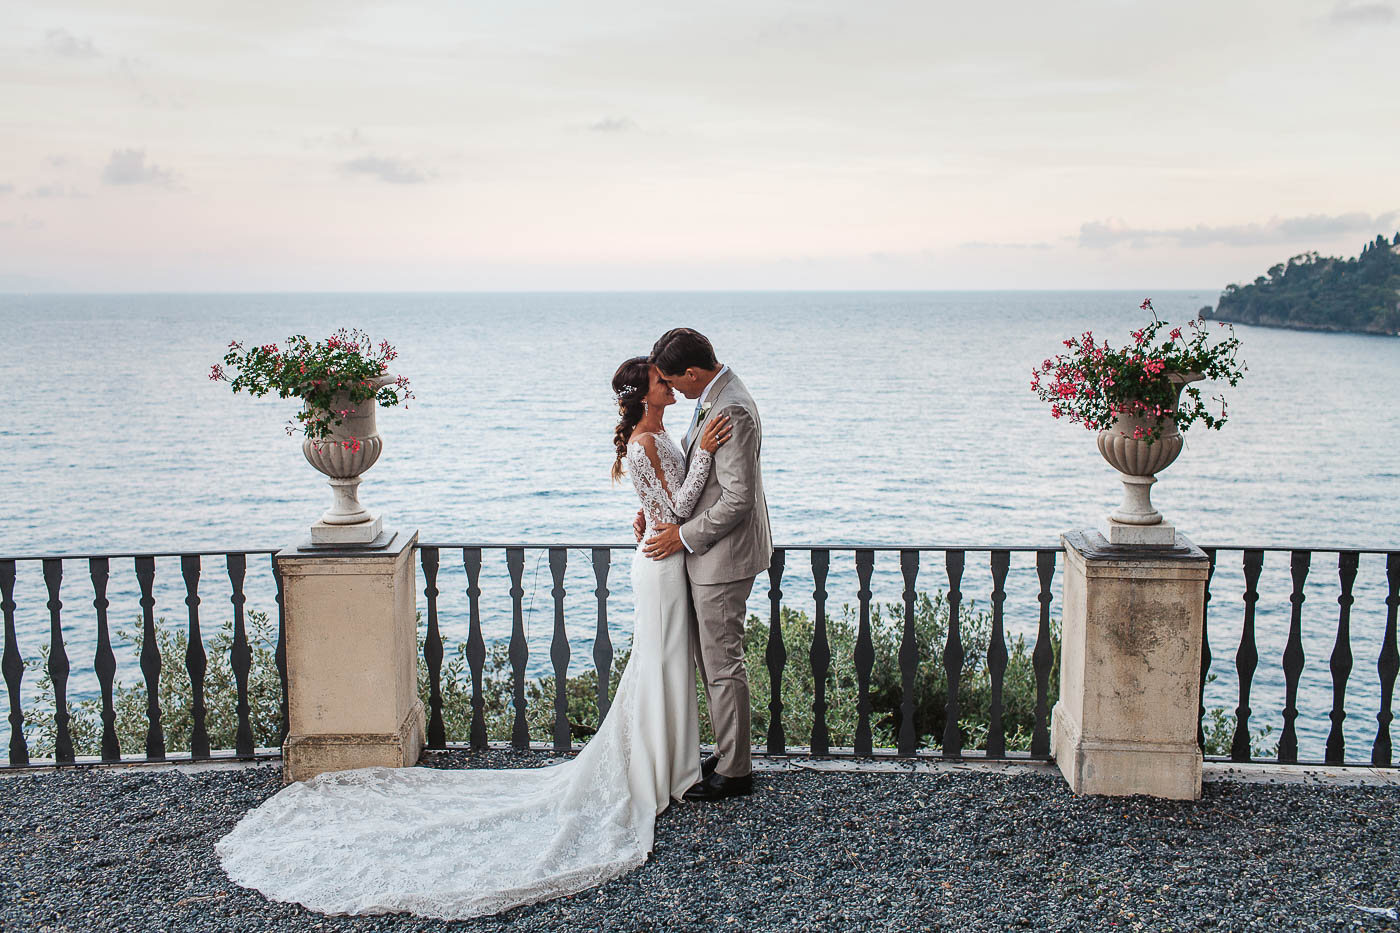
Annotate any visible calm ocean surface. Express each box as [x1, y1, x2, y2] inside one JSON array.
[[2, 291, 1397, 759]]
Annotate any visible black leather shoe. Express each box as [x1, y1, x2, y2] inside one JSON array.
[[683, 770, 753, 802], [701, 754, 720, 777]]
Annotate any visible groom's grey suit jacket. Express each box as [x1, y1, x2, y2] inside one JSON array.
[[681, 369, 773, 586]]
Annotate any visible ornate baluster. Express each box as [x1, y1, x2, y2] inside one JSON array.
[[592, 549, 613, 723], [507, 548, 529, 749], [1232, 550, 1263, 762], [464, 548, 486, 750], [271, 555, 289, 747], [854, 550, 875, 757], [766, 549, 786, 755], [1374, 552, 1399, 767], [181, 555, 210, 759], [90, 558, 119, 761], [897, 550, 919, 756], [1326, 551, 1358, 763], [1278, 550, 1310, 763], [810, 550, 831, 756], [549, 548, 570, 752], [135, 556, 164, 760], [0, 560, 25, 766], [1031, 550, 1055, 758], [42, 560, 73, 764], [420, 547, 446, 749], [987, 550, 1010, 758], [943, 550, 966, 758], [227, 553, 253, 756], [1198, 549, 1216, 752]]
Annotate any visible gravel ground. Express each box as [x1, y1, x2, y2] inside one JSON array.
[[2, 750, 1398, 933]]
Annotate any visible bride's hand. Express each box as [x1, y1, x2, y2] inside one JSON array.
[[699, 413, 732, 454]]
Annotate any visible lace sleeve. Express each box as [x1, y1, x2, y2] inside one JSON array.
[[668, 448, 712, 520], [626, 438, 666, 528], [633, 434, 712, 522]]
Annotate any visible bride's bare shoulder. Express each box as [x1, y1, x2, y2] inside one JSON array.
[[628, 431, 662, 455]]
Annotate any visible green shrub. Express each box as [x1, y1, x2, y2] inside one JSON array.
[[17, 593, 1258, 760], [430, 591, 1058, 752], [23, 610, 283, 759]]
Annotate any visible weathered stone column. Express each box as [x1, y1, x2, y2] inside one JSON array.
[[276, 530, 425, 783], [1050, 529, 1210, 799]]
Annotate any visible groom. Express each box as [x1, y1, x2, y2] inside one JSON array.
[[640, 327, 772, 802]]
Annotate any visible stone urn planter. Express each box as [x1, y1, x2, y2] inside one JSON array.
[[211, 330, 413, 549], [1096, 372, 1202, 545], [303, 375, 395, 546]]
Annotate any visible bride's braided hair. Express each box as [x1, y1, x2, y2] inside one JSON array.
[[611, 356, 652, 481]]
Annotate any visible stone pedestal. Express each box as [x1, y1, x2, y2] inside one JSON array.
[[276, 530, 425, 783], [1050, 529, 1210, 799]]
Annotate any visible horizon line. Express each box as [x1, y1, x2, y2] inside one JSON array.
[[0, 286, 1221, 297]]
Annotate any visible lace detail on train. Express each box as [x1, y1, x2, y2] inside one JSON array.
[[627, 431, 712, 535], [216, 454, 703, 920]]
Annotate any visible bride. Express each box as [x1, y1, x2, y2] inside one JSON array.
[[215, 355, 732, 920]]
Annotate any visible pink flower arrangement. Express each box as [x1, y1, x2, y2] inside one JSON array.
[[211, 328, 414, 441], [1031, 299, 1246, 444]]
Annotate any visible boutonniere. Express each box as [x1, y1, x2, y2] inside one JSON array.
[[696, 402, 713, 424]]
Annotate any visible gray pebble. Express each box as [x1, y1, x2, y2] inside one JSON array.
[[1, 750, 1397, 932]]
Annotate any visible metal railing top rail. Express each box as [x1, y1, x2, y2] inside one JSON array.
[[415, 542, 1397, 554], [4, 543, 1392, 564], [416, 542, 1065, 551], [0, 547, 280, 563]]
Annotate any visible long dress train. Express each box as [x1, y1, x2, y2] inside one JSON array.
[[215, 431, 710, 920]]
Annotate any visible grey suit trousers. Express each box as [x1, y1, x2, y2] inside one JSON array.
[[690, 575, 754, 778]]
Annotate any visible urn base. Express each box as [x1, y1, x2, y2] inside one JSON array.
[[1102, 517, 1177, 546], [310, 514, 383, 545]]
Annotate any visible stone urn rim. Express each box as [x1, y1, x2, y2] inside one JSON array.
[[1099, 370, 1204, 440]]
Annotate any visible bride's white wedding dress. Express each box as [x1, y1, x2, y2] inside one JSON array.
[[216, 431, 711, 920]]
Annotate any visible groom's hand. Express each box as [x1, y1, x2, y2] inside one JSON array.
[[632, 509, 646, 542], [643, 523, 684, 560]]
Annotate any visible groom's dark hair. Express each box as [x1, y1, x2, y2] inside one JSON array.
[[650, 328, 717, 375]]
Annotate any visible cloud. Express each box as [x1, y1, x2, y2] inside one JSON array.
[[46, 155, 71, 168], [341, 155, 429, 184], [303, 128, 373, 151], [959, 240, 1052, 251], [1329, 2, 1395, 24], [588, 117, 638, 133], [24, 184, 84, 199], [101, 149, 178, 187], [333, 128, 369, 149], [43, 28, 100, 59], [0, 183, 13, 195], [1079, 211, 1400, 248]]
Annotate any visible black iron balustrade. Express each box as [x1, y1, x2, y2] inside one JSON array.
[[412, 543, 1063, 762], [1198, 547, 1400, 767], [2, 542, 1398, 772], [0, 549, 285, 769]]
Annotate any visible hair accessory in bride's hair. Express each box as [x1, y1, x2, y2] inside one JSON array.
[[616, 383, 643, 401]]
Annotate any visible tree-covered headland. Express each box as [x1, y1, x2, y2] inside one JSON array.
[[1199, 232, 1400, 336]]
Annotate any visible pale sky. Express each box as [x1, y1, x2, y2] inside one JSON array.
[[2, 0, 1397, 291]]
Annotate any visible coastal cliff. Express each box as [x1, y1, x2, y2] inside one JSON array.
[[1198, 233, 1400, 336]]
